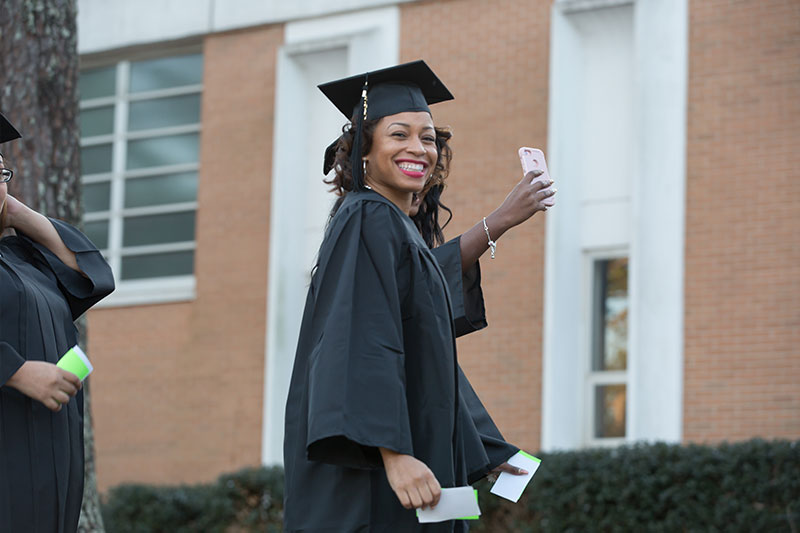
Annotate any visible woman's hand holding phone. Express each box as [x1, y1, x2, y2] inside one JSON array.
[[519, 147, 555, 208], [494, 166, 556, 231]]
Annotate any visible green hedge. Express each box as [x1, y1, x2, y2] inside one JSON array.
[[102, 439, 799, 532], [102, 466, 285, 533], [470, 439, 799, 532]]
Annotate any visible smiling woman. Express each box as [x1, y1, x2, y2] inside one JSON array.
[[362, 111, 437, 210], [282, 61, 520, 533], [323, 113, 453, 224]]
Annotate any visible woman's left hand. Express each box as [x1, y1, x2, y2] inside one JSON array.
[[487, 462, 529, 483], [494, 170, 556, 230]]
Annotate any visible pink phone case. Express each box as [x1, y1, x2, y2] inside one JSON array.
[[518, 147, 555, 207]]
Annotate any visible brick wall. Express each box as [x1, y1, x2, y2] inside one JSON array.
[[401, 0, 552, 453], [83, 0, 800, 493], [683, 0, 800, 441], [87, 24, 283, 491]]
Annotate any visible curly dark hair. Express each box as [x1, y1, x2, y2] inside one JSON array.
[[325, 114, 454, 232], [411, 183, 452, 248]]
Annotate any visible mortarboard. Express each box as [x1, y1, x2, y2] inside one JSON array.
[[318, 60, 453, 188], [0, 112, 22, 144]]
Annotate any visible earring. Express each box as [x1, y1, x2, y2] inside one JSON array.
[[362, 159, 372, 190]]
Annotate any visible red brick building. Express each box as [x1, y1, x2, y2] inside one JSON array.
[[73, 0, 799, 492]]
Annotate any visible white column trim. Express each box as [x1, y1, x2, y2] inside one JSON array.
[[626, 0, 688, 443], [542, 7, 587, 451], [542, 0, 688, 450], [261, 6, 400, 466]]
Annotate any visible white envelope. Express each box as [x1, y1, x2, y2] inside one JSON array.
[[417, 486, 480, 523], [489, 451, 541, 503]]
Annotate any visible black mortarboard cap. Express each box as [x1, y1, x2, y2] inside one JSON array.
[[0, 112, 21, 144], [319, 60, 453, 122], [318, 60, 453, 187]]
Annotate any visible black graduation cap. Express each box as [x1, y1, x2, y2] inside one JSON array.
[[318, 60, 453, 187], [0, 112, 22, 144]]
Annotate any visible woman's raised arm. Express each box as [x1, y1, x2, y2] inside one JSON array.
[[3, 195, 81, 274], [457, 170, 555, 272]]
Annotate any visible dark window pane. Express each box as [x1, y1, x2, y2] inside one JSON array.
[[594, 384, 626, 438], [79, 66, 116, 100], [125, 172, 197, 208], [80, 106, 115, 137], [121, 251, 194, 280], [591, 258, 629, 371], [129, 54, 203, 93], [84, 220, 109, 249], [123, 212, 195, 247], [82, 182, 111, 213], [81, 144, 113, 175], [126, 133, 199, 170], [128, 94, 201, 131]]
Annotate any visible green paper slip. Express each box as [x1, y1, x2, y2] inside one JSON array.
[[489, 450, 542, 503], [519, 450, 542, 463], [57, 345, 93, 382], [458, 490, 480, 520], [416, 486, 481, 523]]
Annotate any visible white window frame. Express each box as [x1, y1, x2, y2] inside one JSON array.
[[556, 0, 633, 13], [583, 250, 629, 448], [80, 47, 203, 307]]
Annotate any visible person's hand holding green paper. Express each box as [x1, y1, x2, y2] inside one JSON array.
[[57, 345, 94, 382]]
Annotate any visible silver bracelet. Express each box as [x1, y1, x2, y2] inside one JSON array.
[[482, 217, 497, 259]]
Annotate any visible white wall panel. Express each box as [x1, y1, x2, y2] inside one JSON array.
[[78, 0, 213, 54], [214, 0, 412, 33], [78, 0, 413, 55]]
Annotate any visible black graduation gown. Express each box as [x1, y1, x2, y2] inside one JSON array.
[[429, 241, 519, 484], [284, 191, 473, 532], [0, 219, 114, 533]]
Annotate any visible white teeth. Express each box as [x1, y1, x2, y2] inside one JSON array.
[[398, 162, 424, 172]]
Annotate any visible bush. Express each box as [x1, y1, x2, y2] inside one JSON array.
[[102, 440, 799, 532], [470, 439, 800, 532], [102, 466, 284, 532]]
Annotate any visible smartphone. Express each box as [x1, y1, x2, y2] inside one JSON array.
[[518, 147, 555, 207]]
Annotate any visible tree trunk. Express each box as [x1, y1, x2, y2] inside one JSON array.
[[76, 318, 106, 532], [0, 1, 106, 531]]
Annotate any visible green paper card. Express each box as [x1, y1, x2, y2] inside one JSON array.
[[490, 450, 541, 503], [57, 345, 93, 381], [416, 486, 481, 523], [458, 490, 480, 520]]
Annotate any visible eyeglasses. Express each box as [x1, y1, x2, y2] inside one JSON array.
[[0, 169, 12, 183]]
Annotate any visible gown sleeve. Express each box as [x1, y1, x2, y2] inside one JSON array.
[[431, 238, 518, 480], [23, 218, 115, 320], [459, 366, 519, 483], [305, 202, 414, 469], [0, 342, 26, 388], [430, 237, 487, 337]]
